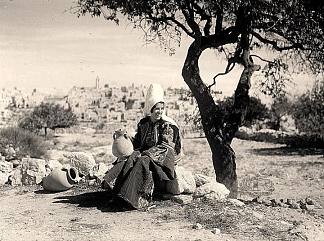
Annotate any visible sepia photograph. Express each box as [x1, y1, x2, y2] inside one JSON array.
[[0, 0, 323, 240]]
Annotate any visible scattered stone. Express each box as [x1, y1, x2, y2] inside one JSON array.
[[0, 160, 13, 173], [192, 223, 203, 230], [270, 198, 282, 207], [194, 180, 230, 201], [211, 228, 221, 235], [251, 197, 260, 203], [170, 195, 193, 205], [228, 198, 245, 207], [21, 158, 46, 185], [262, 199, 272, 206], [0, 160, 14, 185], [194, 173, 212, 187], [8, 168, 22, 186], [289, 202, 300, 209], [305, 197, 315, 205], [87, 179, 96, 186], [0, 172, 10, 185], [280, 203, 290, 208], [286, 198, 295, 205], [64, 152, 96, 176]]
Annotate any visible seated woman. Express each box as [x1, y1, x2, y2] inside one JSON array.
[[103, 84, 181, 209]]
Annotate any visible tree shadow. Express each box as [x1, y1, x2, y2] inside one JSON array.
[[52, 191, 136, 212], [250, 146, 324, 157]]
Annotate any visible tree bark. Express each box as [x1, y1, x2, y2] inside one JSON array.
[[182, 38, 258, 198], [182, 40, 238, 196]]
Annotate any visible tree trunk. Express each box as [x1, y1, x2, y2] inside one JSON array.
[[214, 63, 259, 198], [182, 41, 238, 196], [182, 39, 258, 198]]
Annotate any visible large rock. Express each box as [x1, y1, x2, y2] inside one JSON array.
[[8, 168, 23, 186], [0, 155, 5, 162], [0, 160, 13, 173], [194, 180, 230, 201], [64, 152, 96, 176], [164, 166, 196, 194], [21, 158, 46, 185], [0, 172, 9, 185], [194, 173, 213, 187], [0, 161, 14, 185]]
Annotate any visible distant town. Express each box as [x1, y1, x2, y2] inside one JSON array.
[[0, 77, 214, 132]]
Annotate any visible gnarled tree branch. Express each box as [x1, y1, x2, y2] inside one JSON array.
[[176, 0, 202, 38], [252, 30, 305, 51], [147, 13, 195, 38]]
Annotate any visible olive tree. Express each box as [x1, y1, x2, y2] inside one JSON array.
[[75, 0, 324, 197], [19, 102, 77, 137]]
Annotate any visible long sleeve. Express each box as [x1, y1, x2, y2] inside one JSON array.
[[132, 122, 142, 151], [159, 122, 181, 155]]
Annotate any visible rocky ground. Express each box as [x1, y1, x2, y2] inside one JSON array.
[[0, 134, 323, 241]]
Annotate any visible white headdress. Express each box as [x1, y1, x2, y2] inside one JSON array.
[[144, 83, 178, 127], [143, 83, 165, 116]]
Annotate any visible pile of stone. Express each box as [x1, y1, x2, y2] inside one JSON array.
[[0, 151, 109, 187], [156, 169, 232, 205], [1, 149, 236, 207], [251, 196, 317, 210]]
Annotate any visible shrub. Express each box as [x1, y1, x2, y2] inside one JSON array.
[[268, 95, 293, 130], [0, 127, 48, 159], [217, 95, 270, 127], [18, 102, 77, 136], [292, 80, 324, 136], [185, 95, 269, 133]]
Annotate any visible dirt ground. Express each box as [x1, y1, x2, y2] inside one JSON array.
[[0, 135, 323, 241]]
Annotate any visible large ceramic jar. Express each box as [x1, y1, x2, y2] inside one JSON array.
[[42, 167, 79, 192], [112, 129, 134, 158]]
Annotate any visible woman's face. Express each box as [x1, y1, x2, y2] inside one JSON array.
[[150, 102, 164, 122]]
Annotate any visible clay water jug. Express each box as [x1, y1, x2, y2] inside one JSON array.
[[42, 167, 79, 192], [112, 129, 134, 158]]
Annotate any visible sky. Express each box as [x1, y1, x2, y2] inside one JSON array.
[[0, 0, 316, 97]]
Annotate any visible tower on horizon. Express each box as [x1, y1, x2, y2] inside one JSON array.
[[95, 76, 100, 89]]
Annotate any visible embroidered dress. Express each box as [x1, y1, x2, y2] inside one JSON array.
[[103, 116, 181, 209]]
